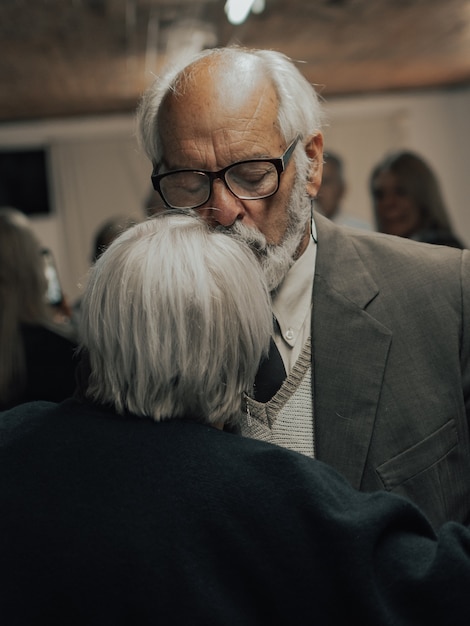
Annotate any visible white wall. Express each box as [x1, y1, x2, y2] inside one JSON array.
[[0, 85, 469, 300]]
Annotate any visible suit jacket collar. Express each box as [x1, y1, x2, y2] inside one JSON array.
[[311, 213, 392, 488], [313, 213, 379, 308]]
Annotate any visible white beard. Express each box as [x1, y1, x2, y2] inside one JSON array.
[[216, 176, 312, 292]]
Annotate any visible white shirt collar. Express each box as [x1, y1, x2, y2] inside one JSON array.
[[272, 231, 316, 349]]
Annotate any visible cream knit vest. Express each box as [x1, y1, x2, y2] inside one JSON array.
[[241, 337, 315, 458]]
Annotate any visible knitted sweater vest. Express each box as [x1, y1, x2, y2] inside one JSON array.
[[241, 338, 315, 458]]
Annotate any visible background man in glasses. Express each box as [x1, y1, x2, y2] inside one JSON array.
[[137, 46, 470, 530]]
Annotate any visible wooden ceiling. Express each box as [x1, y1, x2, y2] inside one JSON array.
[[2, 0, 470, 123]]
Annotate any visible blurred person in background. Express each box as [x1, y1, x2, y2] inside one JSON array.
[[91, 215, 138, 263], [0, 207, 78, 410], [370, 150, 464, 248], [316, 151, 371, 230], [72, 214, 138, 329]]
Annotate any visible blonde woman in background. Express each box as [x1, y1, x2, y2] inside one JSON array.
[[0, 207, 78, 409]]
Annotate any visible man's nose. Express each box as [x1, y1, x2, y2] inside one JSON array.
[[199, 179, 245, 227]]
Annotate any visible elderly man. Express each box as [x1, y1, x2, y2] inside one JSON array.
[[137, 46, 470, 530]]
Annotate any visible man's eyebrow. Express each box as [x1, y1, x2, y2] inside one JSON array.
[[160, 151, 277, 172]]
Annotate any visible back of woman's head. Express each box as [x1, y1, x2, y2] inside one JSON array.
[[80, 211, 272, 426]]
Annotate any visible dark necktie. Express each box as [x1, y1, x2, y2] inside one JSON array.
[[253, 333, 287, 403]]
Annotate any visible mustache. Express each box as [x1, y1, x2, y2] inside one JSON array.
[[214, 220, 268, 254]]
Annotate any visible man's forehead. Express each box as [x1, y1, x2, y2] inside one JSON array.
[[157, 55, 282, 169], [208, 55, 267, 108], [160, 76, 278, 145], [172, 54, 274, 114]]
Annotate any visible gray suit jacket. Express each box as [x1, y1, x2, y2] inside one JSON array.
[[312, 213, 470, 528]]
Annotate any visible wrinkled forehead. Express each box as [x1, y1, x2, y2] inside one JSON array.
[[160, 53, 278, 129], [203, 53, 268, 109], [156, 55, 282, 169]]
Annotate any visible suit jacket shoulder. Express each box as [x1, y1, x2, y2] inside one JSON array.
[[311, 213, 470, 528]]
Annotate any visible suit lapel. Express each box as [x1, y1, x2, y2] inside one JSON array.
[[312, 215, 392, 488]]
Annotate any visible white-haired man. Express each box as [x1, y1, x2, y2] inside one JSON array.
[[137, 46, 470, 530]]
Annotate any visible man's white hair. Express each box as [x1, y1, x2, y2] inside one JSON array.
[[137, 46, 325, 168], [79, 211, 272, 426]]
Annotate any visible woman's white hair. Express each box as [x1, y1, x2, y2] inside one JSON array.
[[79, 211, 272, 426], [136, 46, 325, 168]]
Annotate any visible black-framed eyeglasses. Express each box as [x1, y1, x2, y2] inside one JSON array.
[[151, 135, 301, 211]]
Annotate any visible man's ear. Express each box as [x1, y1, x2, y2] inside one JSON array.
[[305, 132, 324, 198]]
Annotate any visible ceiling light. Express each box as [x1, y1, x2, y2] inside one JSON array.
[[225, 0, 265, 25]]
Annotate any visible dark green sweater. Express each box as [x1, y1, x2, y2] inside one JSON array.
[[1, 397, 470, 625]]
